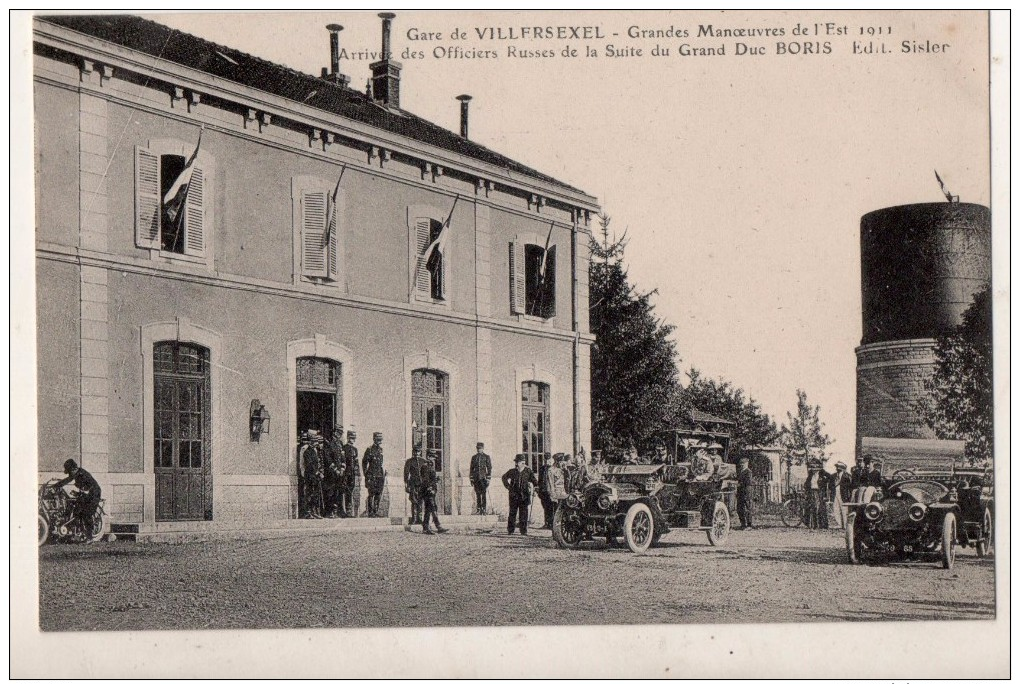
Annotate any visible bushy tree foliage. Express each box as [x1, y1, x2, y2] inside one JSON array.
[[917, 286, 993, 462], [779, 389, 832, 464]]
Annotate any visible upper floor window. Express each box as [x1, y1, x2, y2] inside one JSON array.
[[408, 206, 452, 306], [510, 238, 556, 319], [292, 176, 342, 285], [135, 137, 212, 262]]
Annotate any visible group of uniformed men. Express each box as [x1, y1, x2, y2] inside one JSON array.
[[297, 428, 387, 519]]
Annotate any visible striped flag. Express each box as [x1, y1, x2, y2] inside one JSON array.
[[538, 221, 554, 283], [163, 128, 203, 225], [325, 170, 343, 245], [421, 196, 458, 272]]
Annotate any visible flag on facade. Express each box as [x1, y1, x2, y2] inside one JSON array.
[[538, 221, 554, 284], [421, 196, 458, 272], [325, 170, 343, 245], [163, 128, 203, 225]]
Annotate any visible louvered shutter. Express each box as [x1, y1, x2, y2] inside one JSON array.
[[327, 195, 339, 281], [543, 245, 557, 318], [301, 190, 329, 277], [183, 166, 206, 257], [414, 218, 431, 296], [135, 146, 160, 248], [510, 239, 525, 314]]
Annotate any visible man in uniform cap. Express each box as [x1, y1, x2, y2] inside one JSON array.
[[404, 444, 426, 525], [849, 455, 866, 491], [736, 456, 754, 529], [863, 457, 883, 488], [537, 453, 556, 529], [322, 428, 346, 518], [341, 430, 359, 517], [829, 461, 852, 529], [501, 454, 537, 535], [469, 442, 492, 515], [362, 432, 386, 517], [299, 430, 325, 519], [804, 458, 830, 529], [420, 452, 447, 535]]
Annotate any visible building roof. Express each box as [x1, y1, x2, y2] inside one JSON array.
[[688, 408, 735, 426], [39, 14, 585, 195]]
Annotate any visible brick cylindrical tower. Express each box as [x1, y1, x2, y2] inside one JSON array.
[[856, 202, 990, 442]]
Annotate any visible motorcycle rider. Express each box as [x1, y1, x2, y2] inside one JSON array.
[[54, 459, 102, 529]]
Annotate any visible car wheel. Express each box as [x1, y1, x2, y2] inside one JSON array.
[[846, 512, 862, 564], [551, 507, 582, 550], [781, 498, 803, 528], [623, 503, 654, 554], [38, 514, 49, 547], [706, 501, 730, 546], [975, 508, 992, 558], [941, 512, 957, 570]]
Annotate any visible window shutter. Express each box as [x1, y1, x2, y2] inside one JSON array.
[[327, 193, 339, 281], [183, 165, 206, 257], [543, 245, 557, 318], [510, 239, 525, 314], [135, 146, 160, 248], [301, 190, 328, 278], [414, 218, 431, 296]]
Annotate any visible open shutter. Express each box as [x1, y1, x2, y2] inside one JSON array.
[[301, 190, 328, 277], [327, 196, 339, 281], [414, 218, 431, 296], [510, 239, 525, 314], [135, 146, 160, 248], [183, 165, 206, 257], [543, 245, 557, 318]]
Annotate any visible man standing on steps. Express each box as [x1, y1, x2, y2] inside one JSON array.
[[404, 444, 425, 525], [420, 452, 447, 535], [362, 432, 386, 517], [342, 430, 359, 518], [469, 442, 492, 515], [502, 454, 537, 535], [322, 428, 345, 518]]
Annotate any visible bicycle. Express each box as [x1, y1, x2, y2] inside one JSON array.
[[780, 489, 810, 528]]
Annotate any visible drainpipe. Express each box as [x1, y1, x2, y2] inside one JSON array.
[[571, 212, 580, 456]]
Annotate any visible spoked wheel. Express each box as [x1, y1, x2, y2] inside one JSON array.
[[623, 503, 654, 554], [781, 498, 803, 528], [941, 513, 957, 570], [706, 501, 730, 546], [88, 509, 105, 543], [975, 508, 993, 558], [38, 514, 49, 547], [846, 512, 862, 564], [551, 507, 582, 550]]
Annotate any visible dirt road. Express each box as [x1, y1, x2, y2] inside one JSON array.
[[39, 523, 996, 630]]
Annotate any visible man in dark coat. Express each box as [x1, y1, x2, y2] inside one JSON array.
[[322, 429, 345, 518], [502, 454, 538, 535], [299, 432, 325, 519], [420, 453, 447, 535], [469, 442, 492, 515], [537, 453, 555, 529], [849, 455, 866, 490], [404, 445, 426, 525], [863, 457, 883, 488], [56, 458, 102, 526], [829, 461, 852, 529], [362, 432, 386, 517], [804, 458, 830, 529], [736, 457, 755, 529], [341, 430, 359, 517]]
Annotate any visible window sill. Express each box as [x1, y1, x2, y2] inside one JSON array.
[[413, 295, 452, 309], [299, 275, 341, 288], [517, 313, 555, 326], [149, 248, 211, 268]]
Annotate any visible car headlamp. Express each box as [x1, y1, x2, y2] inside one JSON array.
[[565, 493, 581, 508], [597, 494, 612, 511], [908, 503, 926, 522], [947, 487, 958, 503], [864, 502, 883, 521]]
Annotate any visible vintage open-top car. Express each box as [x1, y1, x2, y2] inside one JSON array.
[[845, 451, 993, 570], [553, 419, 737, 554]]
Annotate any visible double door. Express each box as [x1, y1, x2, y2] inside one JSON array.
[[412, 370, 449, 514]]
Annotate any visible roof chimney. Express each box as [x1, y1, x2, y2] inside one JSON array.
[[370, 13, 401, 107], [325, 24, 351, 87], [456, 94, 472, 138]]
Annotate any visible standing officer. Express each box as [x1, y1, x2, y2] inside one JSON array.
[[322, 428, 345, 518], [420, 453, 447, 535], [362, 432, 386, 517], [804, 458, 830, 529], [342, 430, 360, 517], [404, 444, 426, 525], [501, 454, 537, 535], [469, 442, 492, 515], [538, 453, 556, 529], [849, 455, 866, 490], [736, 457, 754, 529], [300, 430, 325, 519]]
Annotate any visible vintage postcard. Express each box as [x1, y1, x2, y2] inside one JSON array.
[[12, 9, 1008, 678]]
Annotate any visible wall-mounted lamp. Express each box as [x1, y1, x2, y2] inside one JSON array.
[[250, 399, 271, 441], [411, 420, 422, 449]]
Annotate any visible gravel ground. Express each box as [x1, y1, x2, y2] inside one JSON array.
[[39, 521, 996, 630]]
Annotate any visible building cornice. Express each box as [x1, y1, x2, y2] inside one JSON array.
[[34, 19, 601, 214]]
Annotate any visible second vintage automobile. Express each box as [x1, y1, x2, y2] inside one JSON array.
[[844, 454, 993, 570], [553, 420, 738, 554]]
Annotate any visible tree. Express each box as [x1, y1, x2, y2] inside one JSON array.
[[670, 368, 779, 459], [589, 213, 680, 451], [779, 389, 833, 465], [917, 286, 993, 463]]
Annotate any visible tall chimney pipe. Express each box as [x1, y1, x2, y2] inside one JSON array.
[[325, 24, 350, 87], [379, 12, 395, 58], [456, 94, 472, 138]]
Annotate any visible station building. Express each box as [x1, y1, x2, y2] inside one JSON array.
[[33, 14, 599, 529]]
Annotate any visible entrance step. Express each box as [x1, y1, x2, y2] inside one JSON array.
[[134, 515, 499, 543]]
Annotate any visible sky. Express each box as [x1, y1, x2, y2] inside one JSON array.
[[150, 10, 991, 462]]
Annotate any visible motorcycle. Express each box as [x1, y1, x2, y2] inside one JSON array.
[[38, 479, 105, 546]]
